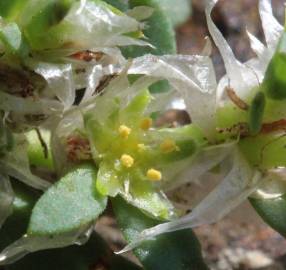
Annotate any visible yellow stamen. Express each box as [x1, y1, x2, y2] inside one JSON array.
[[160, 139, 179, 153], [137, 143, 146, 152], [147, 168, 162, 181], [120, 154, 134, 168], [118, 125, 131, 139], [140, 118, 153, 130]]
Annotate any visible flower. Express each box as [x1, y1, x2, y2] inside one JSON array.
[[55, 69, 207, 220], [118, 0, 286, 253]]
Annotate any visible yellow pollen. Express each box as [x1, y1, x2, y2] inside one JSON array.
[[120, 154, 134, 168], [160, 139, 179, 153], [140, 118, 153, 130], [118, 125, 131, 139], [137, 143, 146, 152], [147, 168, 162, 181]]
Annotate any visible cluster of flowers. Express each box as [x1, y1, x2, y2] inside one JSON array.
[[0, 0, 285, 260]]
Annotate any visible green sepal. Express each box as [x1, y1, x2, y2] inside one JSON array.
[[96, 161, 120, 196], [85, 117, 115, 159], [239, 133, 286, 170], [248, 91, 266, 135], [263, 32, 286, 100], [121, 89, 152, 123]]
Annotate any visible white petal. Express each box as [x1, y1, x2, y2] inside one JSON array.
[[34, 63, 76, 109], [247, 30, 266, 58], [252, 168, 286, 199], [80, 65, 103, 103], [204, 0, 244, 90], [201, 36, 212, 56], [126, 6, 154, 21], [259, 0, 283, 50], [63, 1, 150, 48], [163, 141, 236, 191], [0, 91, 63, 115], [0, 136, 50, 190]]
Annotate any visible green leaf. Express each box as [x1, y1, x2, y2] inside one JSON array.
[[0, 0, 29, 20], [103, 0, 129, 11], [122, 0, 176, 57], [112, 196, 209, 270], [152, 0, 191, 27], [250, 195, 286, 237], [28, 164, 107, 236], [126, 0, 176, 93], [0, 181, 141, 270]]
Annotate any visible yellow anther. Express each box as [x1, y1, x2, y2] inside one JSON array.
[[137, 143, 146, 152], [120, 154, 134, 168], [147, 168, 162, 181], [118, 125, 131, 139], [160, 139, 179, 153], [140, 118, 153, 131]]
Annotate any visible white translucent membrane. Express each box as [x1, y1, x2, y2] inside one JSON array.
[[62, 1, 151, 48], [78, 67, 161, 121], [51, 110, 84, 176], [34, 63, 76, 110], [0, 225, 93, 265], [63, 47, 125, 93], [205, 0, 244, 90], [0, 136, 50, 191], [162, 141, 236, 191], [259, 0, 283, 51], [0, 91, 63, 115], [214, 0, 283, 103], [126, 6, 154, 21], [0, 174, 14, 228], [246, 0, 283, 72], [117, 149, 261, 254], [252, 168, 286, 200], [129, 54, 217, 137]]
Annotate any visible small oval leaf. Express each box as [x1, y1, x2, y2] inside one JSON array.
[[250, 195, 286, 237], [28, 164, 107, 236]]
